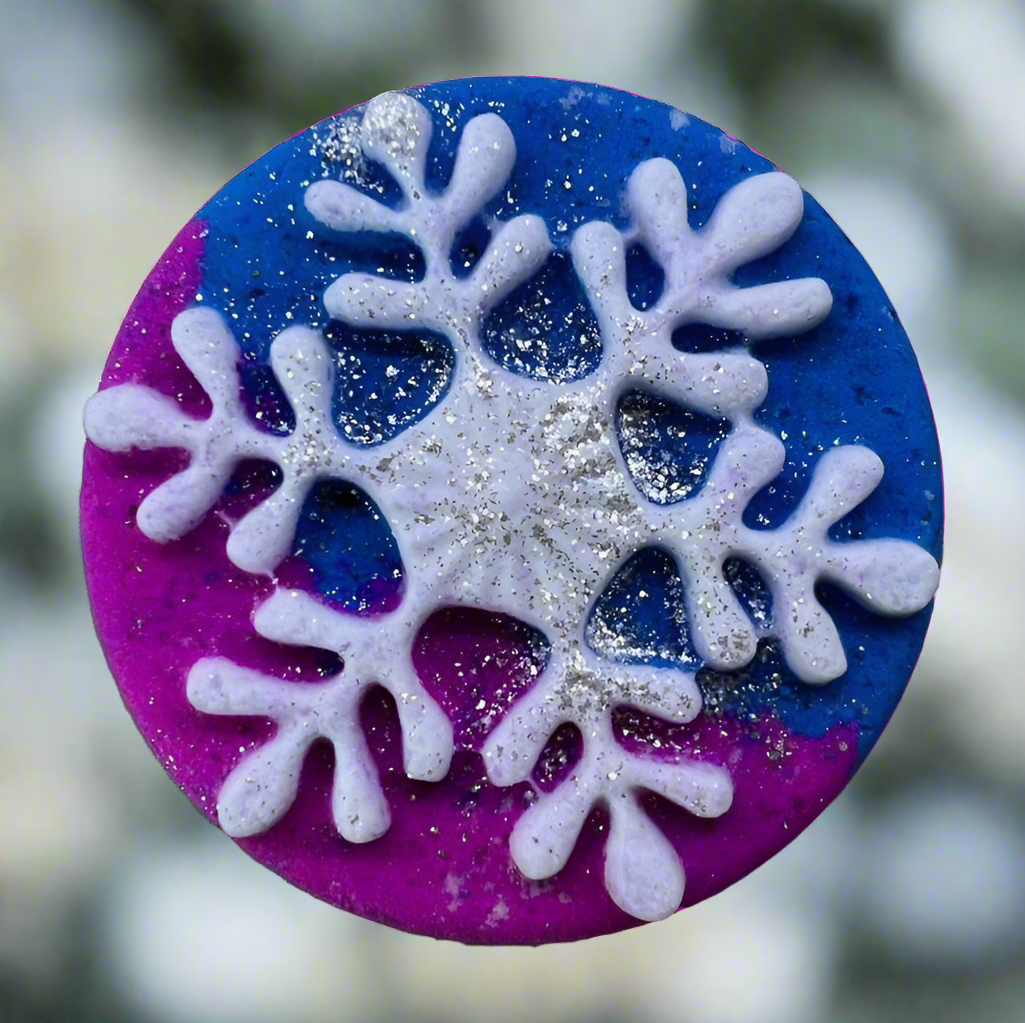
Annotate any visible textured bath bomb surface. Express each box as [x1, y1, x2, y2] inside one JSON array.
[[81, 77, 942, 944]]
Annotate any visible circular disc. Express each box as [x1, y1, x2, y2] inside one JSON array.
[[81, 77, 943, 944]]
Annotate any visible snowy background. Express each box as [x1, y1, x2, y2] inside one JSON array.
[[2, 0, 1024, 1021]]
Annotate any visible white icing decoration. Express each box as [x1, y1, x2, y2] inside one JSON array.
[[84, 92, 941, 922], [187, 588, 452, 840]]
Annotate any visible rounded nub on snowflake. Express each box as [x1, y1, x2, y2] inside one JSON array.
[[84, 90, 940, 923]]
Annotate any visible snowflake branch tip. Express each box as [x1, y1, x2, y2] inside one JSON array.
[[323, 274, 424, 329], [682, 572, 760, 672], [481, 691, 561, 788], [226, 476, 310, 575], [391, 686, 455, 782], [698, 170, 805, 273], [170, 306, 245, 407], [137, 462, 233, 543], [568, 221, 625, 326], [825, 539, 940, 617], [509, 771, 597, 881], [797, 445, 883, 528], [703, 423, 786, 502], [604, 794, 685, 921], [360, 92, 433, 194], [303, 178, 401, 235], [707, 278, 833, 341], [777, 596, 847, 685], [323, 715, 391, 842], [252, 587, 348, 650], [217, 727, 312, 838], [631, 757, 734, 818], [468, 214, 552, 314], [444, 112, 517, 224], [625, 158, 693, 255], [83, 385, 193, 453]]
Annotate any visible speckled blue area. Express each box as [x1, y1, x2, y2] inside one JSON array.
[[193, 77, 942, 763]]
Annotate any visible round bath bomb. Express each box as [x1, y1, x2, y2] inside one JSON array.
[[81, 77, 942, 944]]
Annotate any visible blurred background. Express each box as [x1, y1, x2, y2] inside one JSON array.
[[2, 0, 1025, 1020]]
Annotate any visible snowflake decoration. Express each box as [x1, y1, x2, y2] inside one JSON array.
[[84, 92, 941, 922]]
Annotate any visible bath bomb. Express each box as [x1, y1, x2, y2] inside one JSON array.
[[82, 77, 942, 944]]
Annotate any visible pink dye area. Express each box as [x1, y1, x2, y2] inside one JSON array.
[[81, 220, 860, 944]]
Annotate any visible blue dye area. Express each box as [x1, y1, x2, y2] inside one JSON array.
[[292, 481, 402, 613], [587, 548, 696, 670], [483, 251, 602, 382], [615, 391, 730, 504], [323, 324, 452, 445], [193, 77, 943, 763]]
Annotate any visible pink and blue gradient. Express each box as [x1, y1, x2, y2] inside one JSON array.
[[81, 79, 941, 944]]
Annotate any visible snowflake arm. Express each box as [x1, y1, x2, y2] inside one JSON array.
[[481, 646, 729, 921], [572, 159, 832, 345], [625, 158, 833, 338], [306, 92, 552, 345], [495, 710, 731, 921], [739, 445, 941, 684], [186, 657, 390, 841], [304, 93, 432, 232], [309, 95, 515, 257], [568, 166, 829, 431], [83, 308, 263, 542], [654, 441, 940, 685], [187, 588, 454, 842], [654, 422, 785, 672], [85, 309, 360, 575]]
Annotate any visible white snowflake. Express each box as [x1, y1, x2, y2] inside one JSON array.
[[84, 92, 941, 921]]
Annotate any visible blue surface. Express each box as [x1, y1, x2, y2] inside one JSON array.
[[194, 77, 943, 762]]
